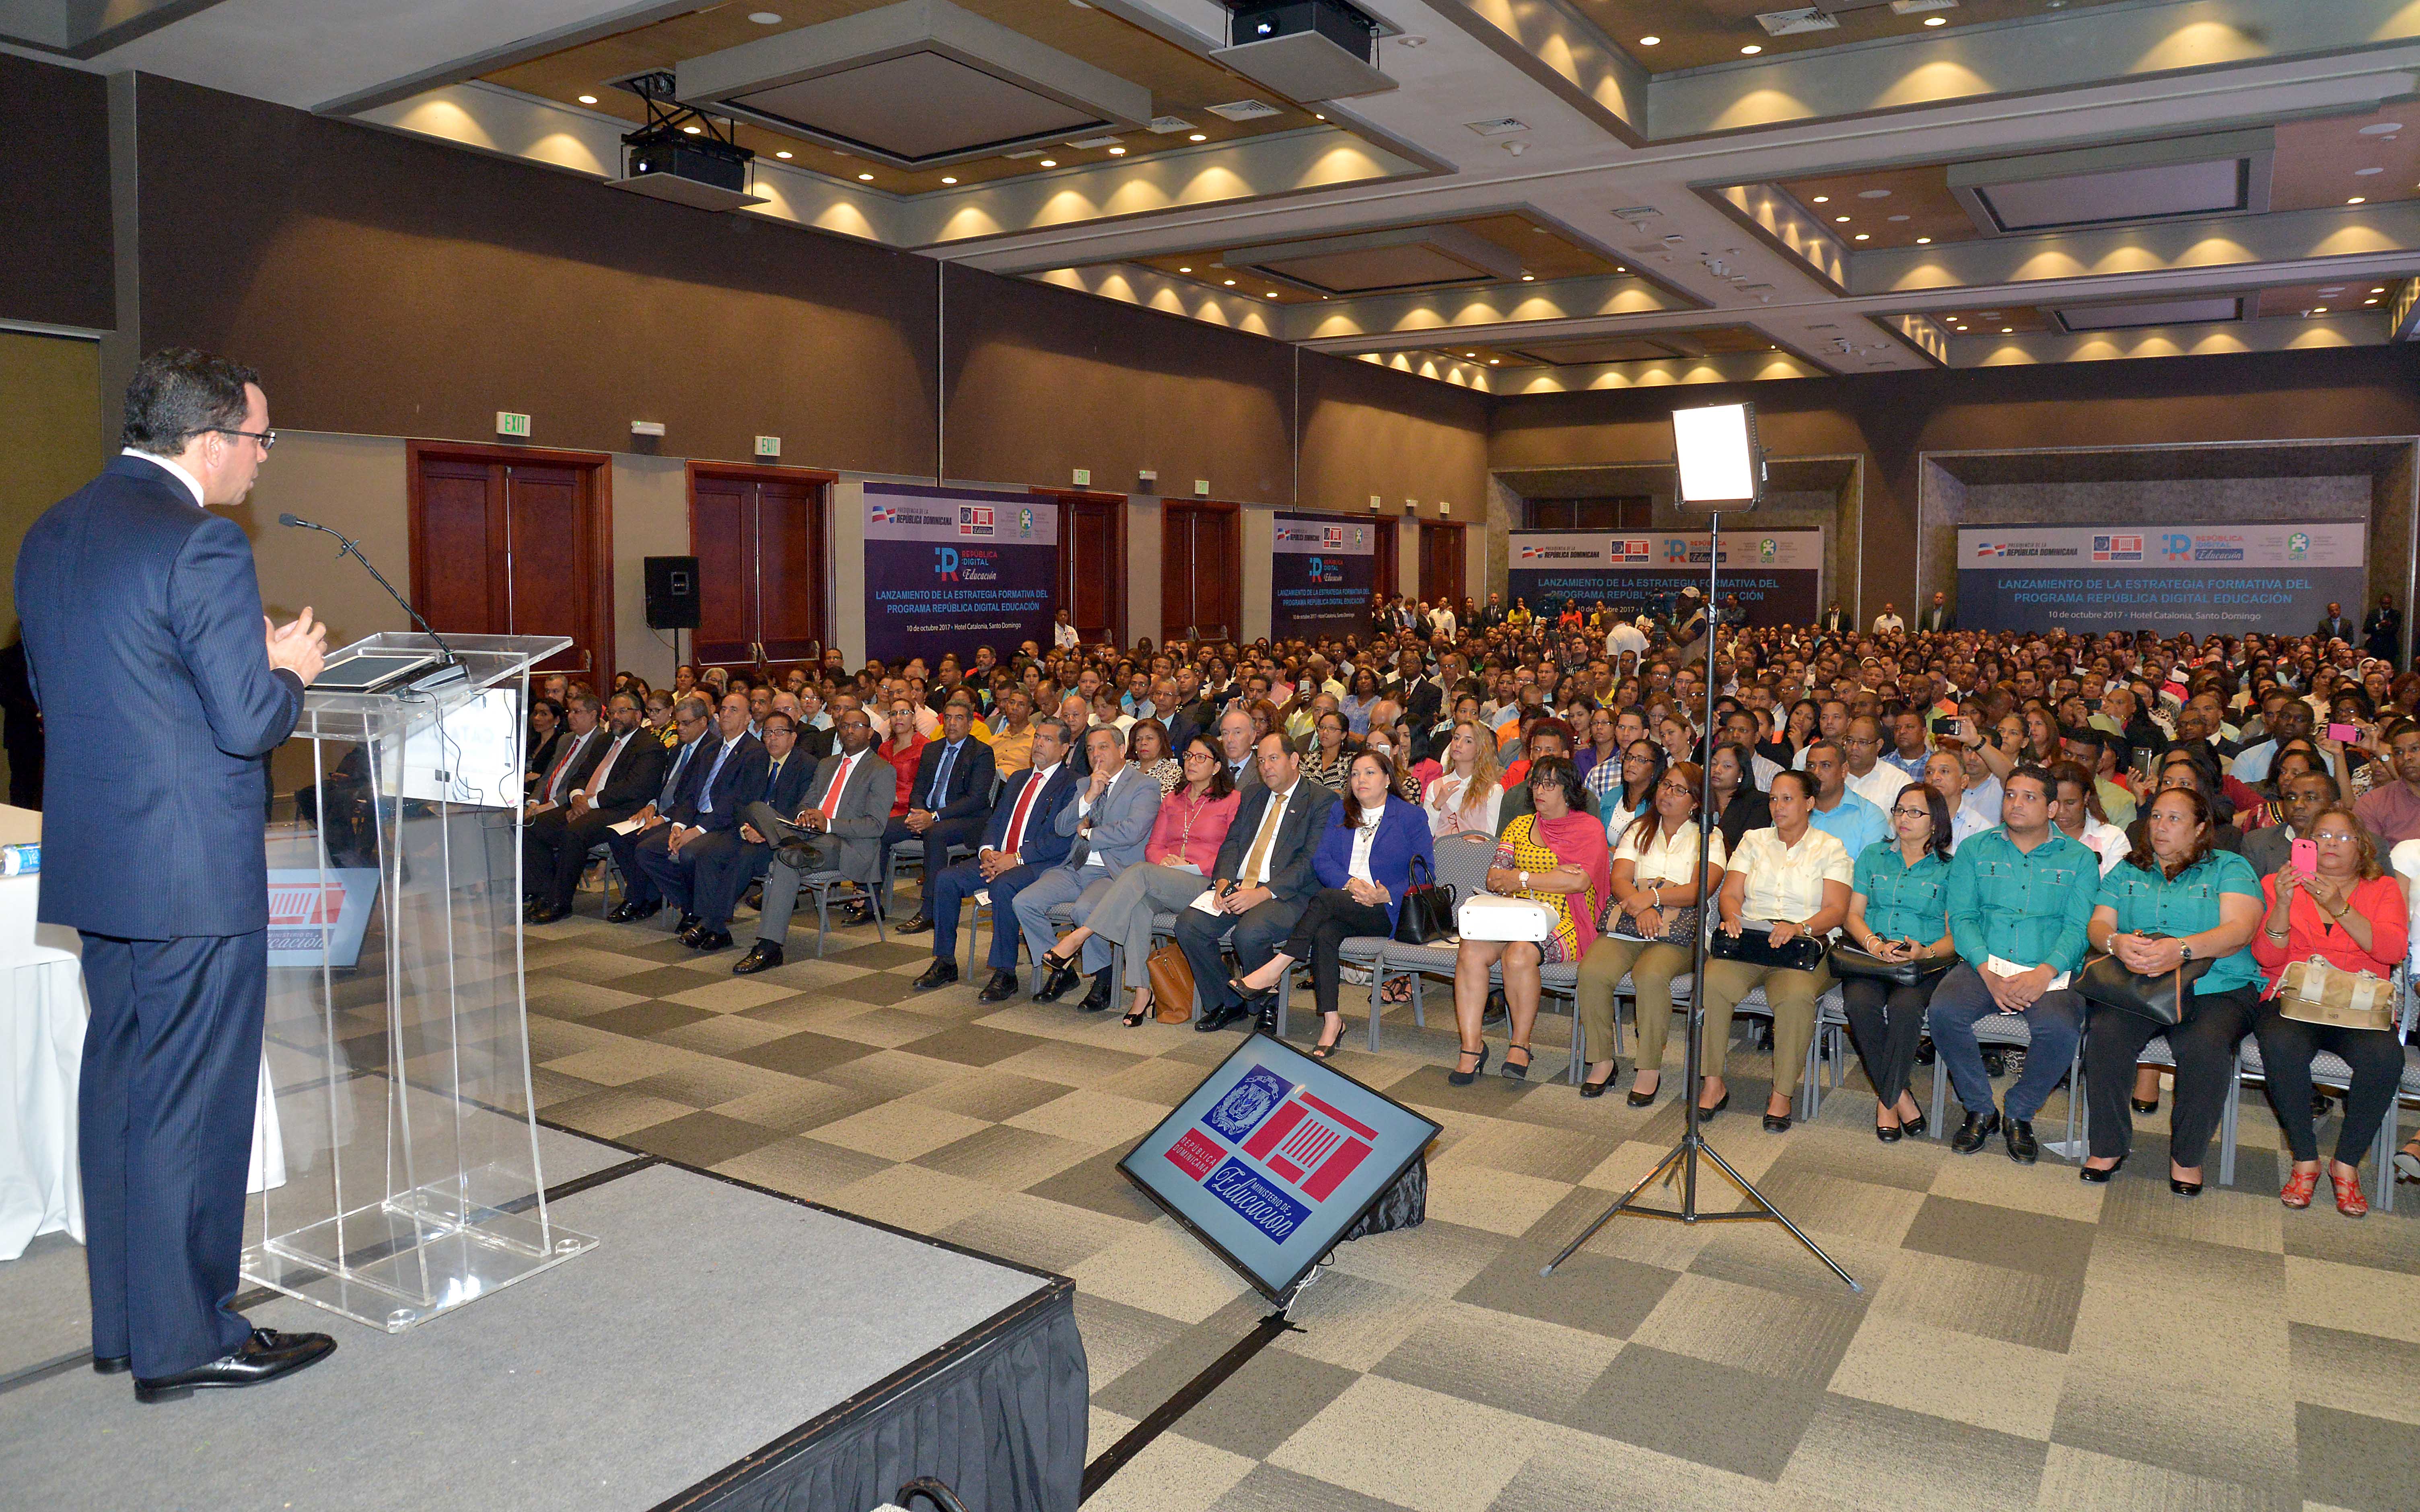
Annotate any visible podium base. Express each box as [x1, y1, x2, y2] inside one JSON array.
[[243, 1185, 597, 1333]]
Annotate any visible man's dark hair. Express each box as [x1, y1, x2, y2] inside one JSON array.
[[122, 349, 259, 456]]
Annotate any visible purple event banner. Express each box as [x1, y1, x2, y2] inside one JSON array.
[[1270, 514, 1379, 641], [863, 483, 1058, 665]]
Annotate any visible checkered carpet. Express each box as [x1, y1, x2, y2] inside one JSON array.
[[525, 880, 2420, 1512]]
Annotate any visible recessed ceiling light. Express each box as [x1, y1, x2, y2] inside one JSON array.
[[775, 150, 792, 159], [2369, 299, 2382, 305], [1520, 273, 1534, 281], [2314, 307, 2329, 314], [1039, 158, 1056, 167], [683, 125, 702, 134], [1105, 146, 1125, 155], [1639, 35, 1660, 45], [1812, 195, 1830, 203], [2359, 122, 2403, 135], [1266, 291, 1277, 298], [2349, 196, 2366, 204], [2319, 286, 2346, 294], [1924, 13, 1945, 23], [1854, 233, 1869, 240], [1223, 279, 1236, 286], [577, 94, 599, 104], [1916, 236, 1931, 243], [2374, 287, 2388, 293], [1888, 214, 1910, 222], [2002, 327, 2013, 333], [1313, 113, 1325, 120], [1189, 133, 1207, 142], [1177, 265, 1191, 272], [1740, 44, 1761, 54], [747, 10, 782, 22], [1835, 216, 1851, 223], [858, 173, 874, 181], [2356, 167, 2385, 176], [1466, 352, 1476, 357], [940, 175, 956, 183], [1858, 189, 1891, 199]]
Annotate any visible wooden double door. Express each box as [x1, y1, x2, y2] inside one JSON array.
[[1163, 500, 1239, 643], [689, 462, 831, 666], [408, 442, 612, 677], [1419, 521, 1467, 606]]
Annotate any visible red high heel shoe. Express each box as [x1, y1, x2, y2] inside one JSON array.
[[2279, 1169, 2319, 1210], [2330, 1166, 2369, 1219]]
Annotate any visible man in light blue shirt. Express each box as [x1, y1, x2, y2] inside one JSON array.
[[1802, 740, 1890, 858]]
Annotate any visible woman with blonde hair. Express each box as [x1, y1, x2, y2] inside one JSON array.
[[1422, 718, 1503, 837]]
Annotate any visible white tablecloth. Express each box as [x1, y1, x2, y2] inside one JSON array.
[[0, 805, 283, 1262]]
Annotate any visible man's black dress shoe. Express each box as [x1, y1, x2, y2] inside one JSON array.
[[775, 842, 821, 873], [977, 968, 1022, 1002], [1077, 969, 1115, 1013], [841, 902, 875, 927], [912, 959, 959, 992], [1195, 1000, 1250, 1033], [2004, 1117, 2039, 1164], [1951, 1109, 2001, 1154], [93, 1354, 130, 1375], [525, 902, 570, 925], [689, 928, 733, 953], [606, 899, 661, 924], [895, 914, 936, 935], [134, 1328, 335, 1404], [678, 922, 707, 947], [673, 911, 702, 936], [732, 941, 784, 975], [1033, 953, 1082, 1002]]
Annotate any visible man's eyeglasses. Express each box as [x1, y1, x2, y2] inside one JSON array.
[[213, 427, 276, 451]]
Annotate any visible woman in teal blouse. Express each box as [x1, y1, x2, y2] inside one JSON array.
[[2081, 787, 2264, 1195], [1841, 782, 1956, 1142]]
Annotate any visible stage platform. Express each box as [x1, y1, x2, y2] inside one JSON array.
[[0, 1124, 1085, 1512]]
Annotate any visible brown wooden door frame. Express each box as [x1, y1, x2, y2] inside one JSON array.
[[1039, 488, 1128, 646], [1163, 497, 1241, 645], [1419, 519, 1468, 606], [684, 460, 838, 667], [1373, 516, 1399, 601], [406, 439, 615, 678]]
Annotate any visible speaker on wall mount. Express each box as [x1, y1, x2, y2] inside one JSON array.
[[644, 555, 701, 629]]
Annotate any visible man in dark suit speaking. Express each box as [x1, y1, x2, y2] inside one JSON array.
[[14, 350, 334, 1401], [1177, 732, 1339, 1033]]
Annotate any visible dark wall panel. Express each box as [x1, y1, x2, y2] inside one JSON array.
[[940, 264, 1292, 501], [134, 76, 937, 473], [1297, 351, 1488, 518], [2, 54, 113, 331], [1490, 345, 2420, 612]]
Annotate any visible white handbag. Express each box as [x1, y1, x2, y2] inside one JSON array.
[[1457, 894, 1555, 942]]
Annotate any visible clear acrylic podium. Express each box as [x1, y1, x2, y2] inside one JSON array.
[[242, 632, 597, 1331]]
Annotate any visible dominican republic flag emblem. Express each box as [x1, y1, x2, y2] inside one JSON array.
[[870, 506, 900, 524], [2092, 534, 2141, 562]]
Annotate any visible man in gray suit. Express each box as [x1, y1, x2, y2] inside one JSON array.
[[1019, 725, 1162, 1011], [1177, 733, 1338, 1034], [731, 708, 889, 974], [1213, 707, 1264, 795]]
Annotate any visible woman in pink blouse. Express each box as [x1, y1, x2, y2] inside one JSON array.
[[1037, 734, 1241, 1025]]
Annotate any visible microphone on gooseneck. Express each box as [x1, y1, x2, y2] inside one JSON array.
[[278, 512, 467, 686]]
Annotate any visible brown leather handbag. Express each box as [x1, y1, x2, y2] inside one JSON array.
[[1148, 941, 1196, 1023]]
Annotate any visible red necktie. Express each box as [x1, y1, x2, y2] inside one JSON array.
[[542, 731, 584, 802], [1001, 769, 1045, 855], [819, 754, 855, 822]]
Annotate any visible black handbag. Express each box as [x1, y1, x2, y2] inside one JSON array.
[[1393, 856, 1455, 945], [2076, 939, 2213, 1026], [1829, 943, 1953, 988], [1708, 924, 1825, 972]]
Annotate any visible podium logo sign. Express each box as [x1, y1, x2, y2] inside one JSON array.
[[1124, 1038, 1441, 1300], [1164, 1063, 1380, 1242], [266, 867, 381, 969]]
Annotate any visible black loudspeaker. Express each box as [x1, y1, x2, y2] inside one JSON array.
[[645, 555, 701, 629]]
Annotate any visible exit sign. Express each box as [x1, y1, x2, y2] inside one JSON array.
[[496, 411, 531, 438], [1072, 468, 1091, 487], [755, 436, 781, 458]]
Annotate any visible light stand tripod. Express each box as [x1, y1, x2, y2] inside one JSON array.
[[1542, 507, 1859, 1292]]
